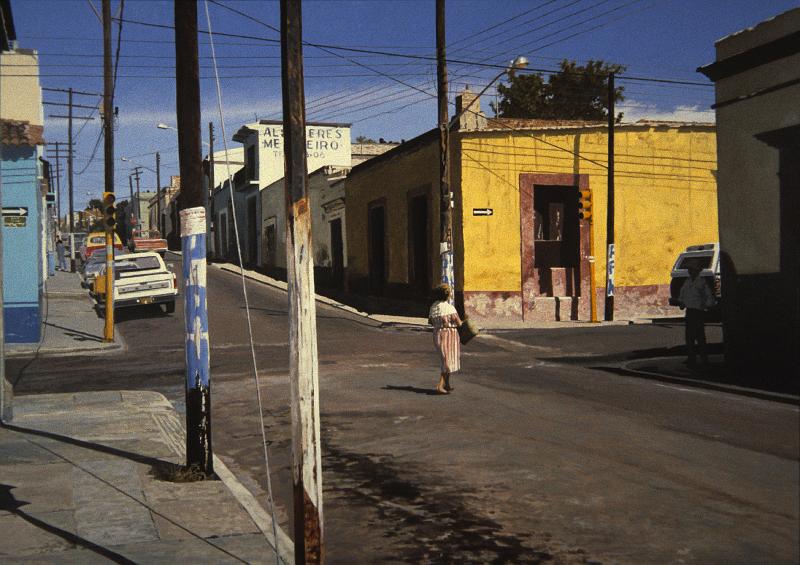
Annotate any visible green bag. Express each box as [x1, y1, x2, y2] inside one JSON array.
[[458, 318, 480, 345]]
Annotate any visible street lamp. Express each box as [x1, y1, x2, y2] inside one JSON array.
[[157, 123, 210, 146]]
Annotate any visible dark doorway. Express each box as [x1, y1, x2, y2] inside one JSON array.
[[368, 204, 386, 293], [246, 198, 257, 265], [330, 218, 344, 289], [533, 185, 580, 294], [409, 194, 429, 293]]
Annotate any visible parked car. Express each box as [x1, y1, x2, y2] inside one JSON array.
[[80, 248, 108, 288], [132, 228, 168, 257], [80, 231, 123, 263], [92, 251, 178, 314], [668, 243, 721, 315]]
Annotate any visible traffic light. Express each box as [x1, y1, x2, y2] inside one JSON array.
[[102, 191, 116, 229], [578, 188, 592, 221]]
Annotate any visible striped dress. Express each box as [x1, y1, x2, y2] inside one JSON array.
[[429, 300, 462, 373]]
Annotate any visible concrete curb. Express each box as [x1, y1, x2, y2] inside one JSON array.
[[152, 392, 294, 565], [610, 358, 800, 406], [4, 337, 125, 358], [214, 263, 424, 328]]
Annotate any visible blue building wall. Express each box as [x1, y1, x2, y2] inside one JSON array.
[[2, 144, 43, 343]]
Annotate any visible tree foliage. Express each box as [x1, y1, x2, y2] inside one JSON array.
[[355, 135, 377, 144], [87, 198, 103, 210], [492, 59, 627, 122]]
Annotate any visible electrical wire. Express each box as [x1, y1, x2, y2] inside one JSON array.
[[203, 2, 280, 563]]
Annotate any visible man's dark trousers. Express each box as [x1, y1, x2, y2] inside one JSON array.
[[685, 308, 707, 365]]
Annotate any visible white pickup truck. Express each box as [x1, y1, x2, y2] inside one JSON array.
[[92, 252, 178, 314]]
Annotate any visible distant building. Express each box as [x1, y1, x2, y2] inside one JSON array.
[[1, 1, 47, 343], [344, 90, 718, 322], [698, 7, 800, 379]]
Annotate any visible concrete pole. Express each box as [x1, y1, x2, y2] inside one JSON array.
[[175, 0, 213, 475], [281, 0, 324, 561], [436, 0, 454, 303]]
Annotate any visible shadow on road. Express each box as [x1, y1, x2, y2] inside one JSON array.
[[382, 385, 441, 396]]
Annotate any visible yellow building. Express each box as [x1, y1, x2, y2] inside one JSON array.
[[345, 94, 717, 322]]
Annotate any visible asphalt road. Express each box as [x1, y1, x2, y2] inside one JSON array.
[[10, 253, 799, 564]]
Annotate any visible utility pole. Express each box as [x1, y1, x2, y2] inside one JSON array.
[[175, 0, 213, 476], [132, 166, 142, 225], [604, 73, 615, 321], [436, 0, 454, 303], [67, 88, 76, 271], [281, 0, 324, 562], [156, 151, 161, 235], [128, 174, 135, 241], [53, 142, 62, 228], [102, 0, 115, 342], [207, 122, 214, 257], [0, 169, 10, 423], [208, 122, 214, 196]]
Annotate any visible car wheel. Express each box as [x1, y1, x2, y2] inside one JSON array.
[[164, 301, 176, 314]]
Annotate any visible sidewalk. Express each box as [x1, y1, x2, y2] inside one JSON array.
[[214, 263, 643, 330], [0, 390, 292, 563], [615, 354, 800, 405], [5, 270, 123, 358]]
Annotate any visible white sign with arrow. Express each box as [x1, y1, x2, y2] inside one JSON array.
[[2, 207, 28, 217]]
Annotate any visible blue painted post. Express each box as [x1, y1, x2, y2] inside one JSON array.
[[181, 206, 212, 474]]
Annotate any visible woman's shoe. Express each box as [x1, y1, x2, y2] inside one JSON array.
[[436, 374, 449, 395], [444, 373, 454, 392]]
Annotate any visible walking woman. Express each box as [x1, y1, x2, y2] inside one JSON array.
[[428, 284, 462, 395]]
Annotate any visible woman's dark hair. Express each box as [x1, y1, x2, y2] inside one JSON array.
[[432, 284, 451, 301]]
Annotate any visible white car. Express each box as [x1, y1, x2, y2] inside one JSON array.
[[93, 252, 178, 314], [668, 243, 721, 311]]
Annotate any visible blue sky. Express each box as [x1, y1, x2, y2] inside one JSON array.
[[10, 0, 800, 209]]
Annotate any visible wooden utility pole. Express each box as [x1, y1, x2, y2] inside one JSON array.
[[175, 0, 213, 475], [128, 175, 135, 240], [67, 88, 76, 271], [53, 142, 62, 227], [102, 0, 115, 342], [156, 151, 161, 235], [436, 0, 454, 302], [0, 169, 10, 422], [132, 166, 142, 222], [281, 0, 324, 562], [604, 73, 615, 321]]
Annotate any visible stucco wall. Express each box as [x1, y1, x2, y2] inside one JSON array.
[[714, 45, 800, 274], [458, 126, 718, 294], [345, 138, 440, 290], [0, 50, 44, 126]]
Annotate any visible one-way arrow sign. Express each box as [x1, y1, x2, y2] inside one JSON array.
[[472, 208, 493, 216], [2, 207, 28, 217]]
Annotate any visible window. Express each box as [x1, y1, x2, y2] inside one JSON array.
[[246, 145, 256, 181]]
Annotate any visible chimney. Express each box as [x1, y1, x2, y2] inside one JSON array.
[[455, 86, 486, 131]]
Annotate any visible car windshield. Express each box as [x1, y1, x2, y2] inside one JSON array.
[[87, 250, 107, 263], [678, 255, 713, 270], [115, 256, 162, 273]]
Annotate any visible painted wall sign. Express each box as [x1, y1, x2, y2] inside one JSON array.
[[607, 243, 616, 297], [3, 216, 27, 228], [472, 208, 494, 216], [2, 207, 29, 217]]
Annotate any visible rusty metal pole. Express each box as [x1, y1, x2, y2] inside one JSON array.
[[281, 0, 324, 562], [102, 0, 115, 342], [436, 0, 454, 303], [175, 0, 213, 476]]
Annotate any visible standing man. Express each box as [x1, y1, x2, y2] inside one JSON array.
[[678, 262, 715, 368], [56, 236, 68, 272]]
